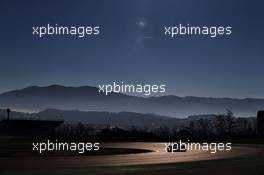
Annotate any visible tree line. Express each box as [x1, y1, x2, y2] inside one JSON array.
[[53, 110, 258, 142]]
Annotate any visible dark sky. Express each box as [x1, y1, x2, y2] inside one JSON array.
[[0, 0, 264, 98]]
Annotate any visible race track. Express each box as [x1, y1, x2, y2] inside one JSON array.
[[0, 142, 260, 169]]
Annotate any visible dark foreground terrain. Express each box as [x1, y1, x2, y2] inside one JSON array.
[[0, 142, 264, 175]]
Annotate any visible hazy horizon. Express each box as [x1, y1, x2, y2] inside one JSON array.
[[1, 84, 264, 99]]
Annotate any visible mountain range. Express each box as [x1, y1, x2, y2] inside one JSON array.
[[0, 108, 183, 128], [0, 85, 263, 118]]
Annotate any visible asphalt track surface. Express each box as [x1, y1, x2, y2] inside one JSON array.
[[0, 142, 260, 169]]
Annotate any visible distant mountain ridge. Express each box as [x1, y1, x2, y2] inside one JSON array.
[[0, 85, 263, 117], [0, 108, 185, 128]]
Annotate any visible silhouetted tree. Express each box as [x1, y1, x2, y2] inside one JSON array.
[[215, 114, 226, 137], [197, 119, 211, 137], [225, 110, 236, 136]]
